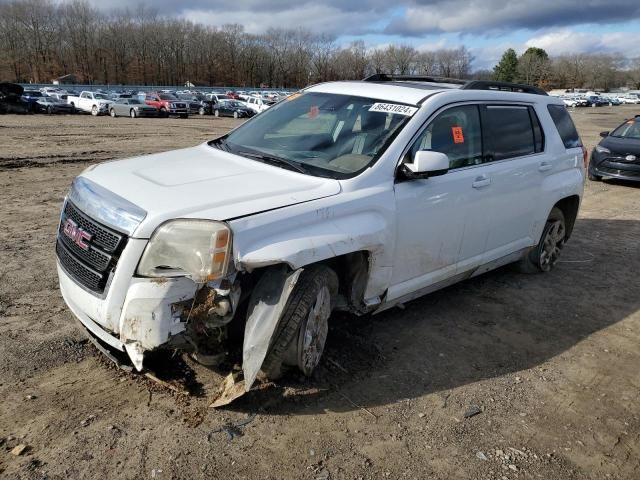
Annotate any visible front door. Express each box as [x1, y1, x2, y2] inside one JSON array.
[[389, 104, 491, 301]]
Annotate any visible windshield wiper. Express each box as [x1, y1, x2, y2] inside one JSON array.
[[237, 150, 308, 174]]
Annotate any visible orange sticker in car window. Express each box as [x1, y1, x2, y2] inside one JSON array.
[[309, 105, 319, 119], [452, 126, 464, 144]]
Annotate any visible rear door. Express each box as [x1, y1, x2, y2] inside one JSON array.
[[476, 104, 546, 263]]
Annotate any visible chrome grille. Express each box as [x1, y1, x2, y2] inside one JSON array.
[[56, 200, 128, 294]]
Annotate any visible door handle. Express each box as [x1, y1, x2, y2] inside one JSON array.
[[472, 175, 491, 188], [538, 161, 553, 172]]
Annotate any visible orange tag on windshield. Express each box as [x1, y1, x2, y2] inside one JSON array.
[[452, 126, 464, 144]]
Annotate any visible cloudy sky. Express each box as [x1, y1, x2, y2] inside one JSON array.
[[90, 0, 640, 69]]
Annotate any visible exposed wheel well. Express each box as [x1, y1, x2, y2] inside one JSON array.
[[553, 195, 580, 239], [239, 251, 371, 313]]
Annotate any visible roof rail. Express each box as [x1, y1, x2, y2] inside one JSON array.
[[363, 74, 548, 96], [363, 73, 467, 85], [461, 80, 548, 96]]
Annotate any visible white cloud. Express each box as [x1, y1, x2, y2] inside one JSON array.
[[525, 30, 640, 58]]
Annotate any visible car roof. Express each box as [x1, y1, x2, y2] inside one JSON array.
[[306, 80, 562, 107]]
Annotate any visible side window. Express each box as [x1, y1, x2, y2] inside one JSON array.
[[529, 106, 545, 153], [408, 104, 483, 170], [482, 105, 536, 161], [81, 92, 88, 99], [547, 104, 582, 148]]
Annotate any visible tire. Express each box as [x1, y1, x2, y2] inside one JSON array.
[[260, 265, 338, 379], [199, 106, 205, 115], [233, 111, 238, 119], [588, 169, 602, 181], [46, 106, 52, 115], [160, 107, 167, 118], [91, 105, 98, 116], [179, 113, 188, 119], [214, 110, 219, 117], [517, 207, 566, 273], [130, 109, 136, 118], [110, 108, 116, 118]]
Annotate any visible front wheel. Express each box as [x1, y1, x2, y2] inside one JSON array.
[[518, 207, 566, 273], [199, 106, 205, 115], [214, 109, 220, 117], [91, 105, 98, 116], [179, 113, 188, 119], [233, 111, 238, 119], [260, 265, 338, 379], [160, 107, 167, 118], [130, 109, 136, 118], [110, 108, 116, 117]]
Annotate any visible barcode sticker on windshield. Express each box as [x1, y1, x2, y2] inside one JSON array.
[[369, 103, 418, 116]]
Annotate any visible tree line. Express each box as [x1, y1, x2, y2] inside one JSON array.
[[1, 0, 638, 89], [0, 0, 473, 87], [491, 47, 640, 90]]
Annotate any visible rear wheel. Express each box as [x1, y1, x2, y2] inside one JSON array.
[[518, 207, 566, 273], [130, 109, 136, 118], [233, 111, 238, 119], [260, 265, 338, 379], [46, 106, 53, 115], [110, 108, 116, 117]]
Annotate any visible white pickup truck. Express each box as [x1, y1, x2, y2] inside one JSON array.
[[56, 76, 585, 403], [241, 95, 274, 114], [67, 91, 111, 115]]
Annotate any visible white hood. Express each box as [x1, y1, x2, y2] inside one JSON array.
[[82, 143, 341, 238]]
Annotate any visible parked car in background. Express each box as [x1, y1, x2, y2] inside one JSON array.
[[66, 91, 111, 115], [212, 99, 254, 118], [21, 90, 47, 111], [177, 94, 202, 115], [206, 93, 231, 104], [589, 116, 640, 182], [225, 91, 241, 99], [144, 93, 188, 118], [35, 96, 76, 114], [241, 95, 274, 114], [620, 95, 640, 104], [0, 82, 29, 114], [110, 98, 159, 118], [560, 97, 578, 108]]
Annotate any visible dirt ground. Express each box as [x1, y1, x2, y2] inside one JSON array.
[[0, 106, 639, 480]]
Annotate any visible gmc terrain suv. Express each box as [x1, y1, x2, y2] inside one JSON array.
[[56, 75, 585, 399]]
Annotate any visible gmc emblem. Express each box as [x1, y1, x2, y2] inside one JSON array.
[[63, 218, 92, 251]]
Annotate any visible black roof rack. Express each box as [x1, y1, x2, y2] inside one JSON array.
[[461, 80, 547, 96], [363, 73, 467, 85], [362, 74, 548, 96]]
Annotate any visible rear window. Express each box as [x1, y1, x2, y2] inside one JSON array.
[[482, 105, 536, 161], [547, 104, 582, 148]]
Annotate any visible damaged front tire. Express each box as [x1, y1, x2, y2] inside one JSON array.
[[261, 265, 338, 379]]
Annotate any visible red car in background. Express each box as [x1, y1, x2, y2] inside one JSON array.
[[144, 93, 189, 118], [225, 91, 241, 100]]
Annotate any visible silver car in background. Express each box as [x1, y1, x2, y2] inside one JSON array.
[[109, 98, 159, 118]]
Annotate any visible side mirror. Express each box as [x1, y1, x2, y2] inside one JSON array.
[[599, 131, 610, 138], [404, 151, 449, 178]]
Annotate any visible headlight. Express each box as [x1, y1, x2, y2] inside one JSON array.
[[137, 220, 231, 283], [595, 145, 610, 154]]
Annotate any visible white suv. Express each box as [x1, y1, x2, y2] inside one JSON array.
[[56, 76, 585, 394]]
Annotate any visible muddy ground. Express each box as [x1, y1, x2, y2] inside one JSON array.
[[0, 106, 639, 480]]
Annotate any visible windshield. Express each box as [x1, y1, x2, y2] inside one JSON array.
[[160, 94, 177, 100], [215, 92, 414, 179], [94, 93, 108, 99], [612, 120, 640, 140]]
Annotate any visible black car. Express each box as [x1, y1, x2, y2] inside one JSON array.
[[213, 99, 254, 118], [589, 116, 640, 182], [21, 90, 47, 112], [0, 83, 30, 114]]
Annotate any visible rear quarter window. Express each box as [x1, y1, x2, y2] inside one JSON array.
[[547, 104, 582, 149]]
